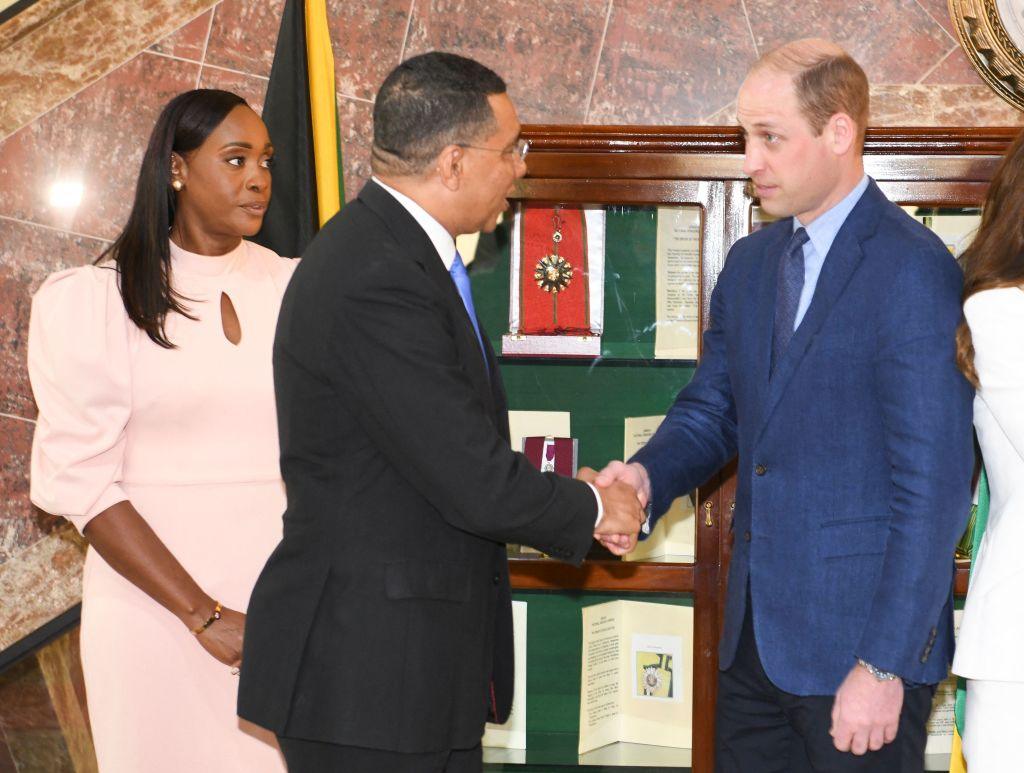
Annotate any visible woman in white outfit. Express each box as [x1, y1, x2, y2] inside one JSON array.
[[952, 130, 1024, 771]]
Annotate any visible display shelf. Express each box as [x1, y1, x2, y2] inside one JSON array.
[[484, 734, 691, 769], [497, 356, 699, 368], [509, 559, 696, 592]]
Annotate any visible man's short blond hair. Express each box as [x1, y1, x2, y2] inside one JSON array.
[[753, 38, 869, 148]]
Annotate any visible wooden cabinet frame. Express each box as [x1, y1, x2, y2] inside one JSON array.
[[506, 125, 1015, 772]]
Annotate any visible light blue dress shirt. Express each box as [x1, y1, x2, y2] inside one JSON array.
[[792, 174, 870, 329]]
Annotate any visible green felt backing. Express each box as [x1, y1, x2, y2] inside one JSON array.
[[470, 208, 695, 468]]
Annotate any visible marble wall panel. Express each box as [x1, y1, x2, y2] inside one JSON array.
[[405, 0, 609, 124], [149, 9, 213, 61], [0, 528, 85, 651], [0, 0, 80, 54], [0, 417, 61, 568], [204, 0, 285, 80], [0, 0, 217, 139], [0, 219, 110, 421], [327, 0, 411, 101], [923, 45, 988, 86], [871, 85, 1024, 126], [339, 97, 374, 199], [0, 263, 39, 420], [705, 101, 737, 126], [745, 0, 951, 85], [0, 52, 199, 241], [588, 0, 756, 125], [199, 66, 269, 115], [916, 0, 957, 39]]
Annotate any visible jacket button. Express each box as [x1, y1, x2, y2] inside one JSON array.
[[493, 573, 501, 585], [744, 531, 751, 542], [754, 464, 767, 476]]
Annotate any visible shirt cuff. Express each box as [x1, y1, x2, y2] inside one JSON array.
[[587, 482, 604, 527]]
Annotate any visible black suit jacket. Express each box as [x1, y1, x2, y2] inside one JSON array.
[[238, 181, 598, 752]]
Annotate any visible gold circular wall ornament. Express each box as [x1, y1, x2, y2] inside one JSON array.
[[951, 0, 1024, 111]]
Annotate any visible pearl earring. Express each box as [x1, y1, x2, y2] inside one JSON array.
[[171, 179, 183, 191]]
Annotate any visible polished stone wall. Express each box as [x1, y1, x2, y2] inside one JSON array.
[[0, 0, 1020, 767]]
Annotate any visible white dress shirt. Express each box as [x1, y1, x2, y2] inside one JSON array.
[[792, 173, 870, 329]]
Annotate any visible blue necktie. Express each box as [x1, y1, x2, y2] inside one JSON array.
[[449, 251, 487, 360], [771, 227, 809, 376]]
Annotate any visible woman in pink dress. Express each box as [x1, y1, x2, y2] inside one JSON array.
[[28, 89, 295, 771]]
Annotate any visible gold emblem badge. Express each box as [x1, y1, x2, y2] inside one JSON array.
[[534, 254, 574, 294]]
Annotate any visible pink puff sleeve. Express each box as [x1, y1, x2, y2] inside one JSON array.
[[28, 265, 133, 533]]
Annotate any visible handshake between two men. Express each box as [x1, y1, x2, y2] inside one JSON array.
[[577, 460, 653, 557]]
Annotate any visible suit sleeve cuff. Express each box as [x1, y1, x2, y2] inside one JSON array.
[[587, 482, 603, 527]]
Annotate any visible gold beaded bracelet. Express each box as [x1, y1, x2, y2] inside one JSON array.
[[191, 601, 223, 635]]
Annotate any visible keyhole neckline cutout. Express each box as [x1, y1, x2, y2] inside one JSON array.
[[220, 291, 242, 346]]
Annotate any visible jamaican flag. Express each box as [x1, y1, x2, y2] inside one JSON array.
[[254, 0, 344, 258]]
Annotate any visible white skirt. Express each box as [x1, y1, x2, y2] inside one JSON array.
[[962, 677, 1024, 772]]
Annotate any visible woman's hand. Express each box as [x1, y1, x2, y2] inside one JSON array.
[[193, 606, 246, 667], [81, 502, 248, 671]]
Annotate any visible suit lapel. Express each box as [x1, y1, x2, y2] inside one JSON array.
[[755, 181, 885, 440], [358, 181, 496, 412]]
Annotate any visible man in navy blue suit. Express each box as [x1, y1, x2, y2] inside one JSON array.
[[595, 39, 973, 772]]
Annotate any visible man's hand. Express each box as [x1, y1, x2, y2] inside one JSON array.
[[578, 466, 645, 556], [830, 663, 903, 755], [589, 460, 651, 554], [595, 460, 651, 508]]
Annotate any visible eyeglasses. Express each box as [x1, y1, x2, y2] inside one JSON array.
[[457, 138, 530, 162]]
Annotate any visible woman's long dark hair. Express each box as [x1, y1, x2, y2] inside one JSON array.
[[96, 89, 247, 348], [956, 129, 1024, 387]]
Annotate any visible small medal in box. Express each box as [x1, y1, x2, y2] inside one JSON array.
[[522, 436, 579, 476]]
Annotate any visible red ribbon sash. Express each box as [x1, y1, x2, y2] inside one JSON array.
[[520, 205, 591, 334]]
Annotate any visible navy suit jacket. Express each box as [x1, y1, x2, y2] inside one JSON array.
[[632, 180, 973, 694]]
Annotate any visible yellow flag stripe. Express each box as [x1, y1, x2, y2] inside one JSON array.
[[949, 726, 967, 772], [304, 0, 341, 226]]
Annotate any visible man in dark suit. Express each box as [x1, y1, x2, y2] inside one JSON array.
[[238, 52, 644, 772], [595, 39, 973, 772]]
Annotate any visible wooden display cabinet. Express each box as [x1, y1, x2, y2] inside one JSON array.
[[494, 125, 1015, 773]]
